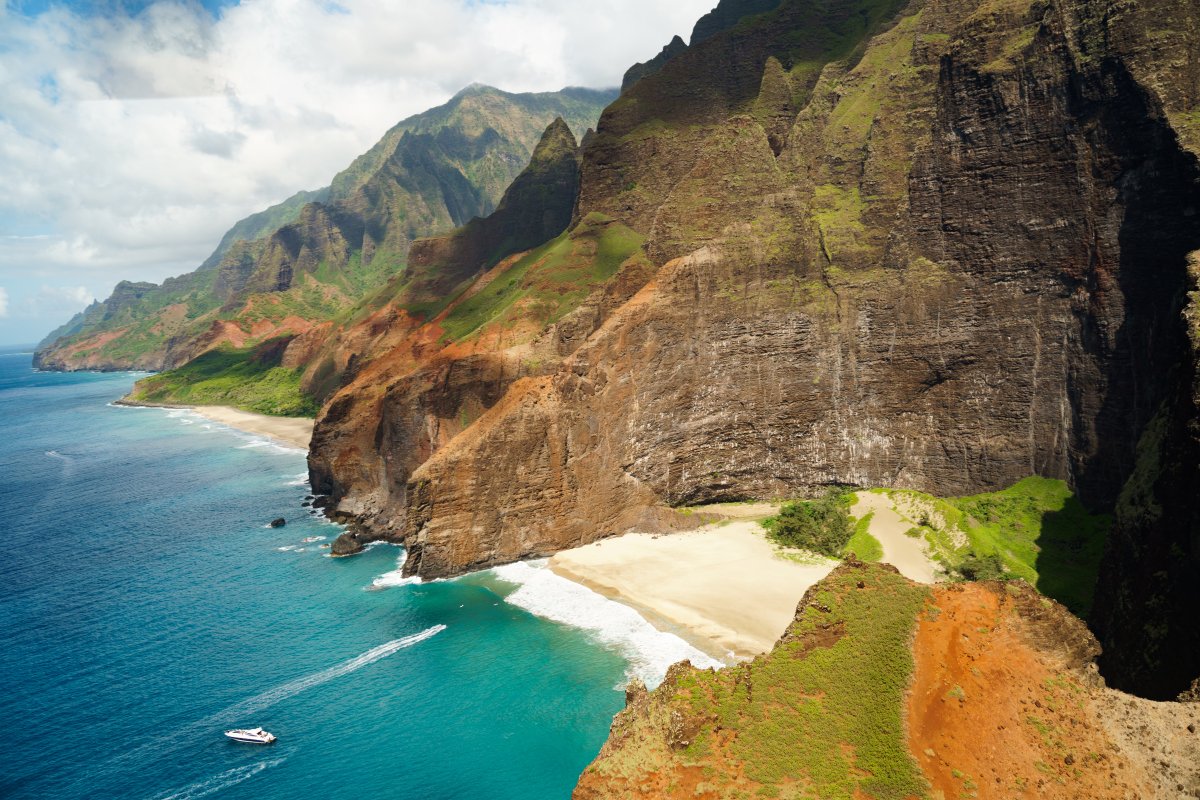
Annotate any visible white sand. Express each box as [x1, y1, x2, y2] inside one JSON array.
[[549, 521, 837, 661], [853, 492, 938, 584], [188, 406, 313, 449]]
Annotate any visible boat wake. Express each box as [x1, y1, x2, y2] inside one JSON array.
[[79, 627, 446, 792], [215, 625, 447, 721], [149, 758, 286, 800]]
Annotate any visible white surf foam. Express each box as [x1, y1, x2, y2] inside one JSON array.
[[368, 550, 424, 590], [285, 472, 310, 487], [491, 561, 724, 689], [150, 758, 285, 800]]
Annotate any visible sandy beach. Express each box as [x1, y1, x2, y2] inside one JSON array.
[[549, 520, 837, 661], [187, 406, 314, 449]]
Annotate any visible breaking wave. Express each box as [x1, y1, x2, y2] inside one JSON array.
[[368, 550, 423, 590], [491, 561, 723, 689]]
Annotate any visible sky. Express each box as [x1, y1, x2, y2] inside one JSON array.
[[0, 0, 715, 346]]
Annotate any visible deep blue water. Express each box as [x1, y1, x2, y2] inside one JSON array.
[[0, 353, 635, 799]]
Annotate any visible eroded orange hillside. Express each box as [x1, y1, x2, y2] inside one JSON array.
[[908, 583, 1152, 799], [573, 564, 1200, 799]]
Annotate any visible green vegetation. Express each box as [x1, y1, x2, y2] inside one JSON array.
[[950, 477, 1109, 614], [958, 551, 1010, 581], [128, 341, 319, 417], [435, 213, 645, 343], [844, 510, 883, 561], [762, 489, 854, 557], [674, 563, 930, 798], [884, 477, 1110, 616]]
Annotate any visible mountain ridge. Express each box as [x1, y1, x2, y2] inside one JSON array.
[[34, 84, 616, 380]]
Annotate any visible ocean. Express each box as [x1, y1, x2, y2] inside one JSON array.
[[0, 352, 714, 799]]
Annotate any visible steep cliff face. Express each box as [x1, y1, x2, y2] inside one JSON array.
[[306, 119, 655, 547], [1090, 251, 1200, 700], [382, 0, 1200, 599], [34, 86, 615, 379]]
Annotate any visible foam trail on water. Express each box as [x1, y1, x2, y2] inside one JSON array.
[[491, 561, 723, 689], [150, 758, 285, 800], [285, 472, 310, 487], [81, 627, 446, 788], [214, 625, 446, 721]]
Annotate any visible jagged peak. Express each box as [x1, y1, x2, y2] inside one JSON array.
[[621, 34, 689, 93], [527, 117, 579, 166]]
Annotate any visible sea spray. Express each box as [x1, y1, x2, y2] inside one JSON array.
[[491, 561, 723, 688], [368, 549, 425, 589]]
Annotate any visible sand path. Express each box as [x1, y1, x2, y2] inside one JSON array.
[[549, 521, 837, 661], [853, 492, 938, 584]]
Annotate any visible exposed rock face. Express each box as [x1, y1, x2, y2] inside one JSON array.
[[621, 35, 687, 93], [374, 0, 1200, 601], [1091, 250, 1200, 699], [306, 118, 610, 543]]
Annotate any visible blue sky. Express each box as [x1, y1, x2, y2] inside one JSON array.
[[0, 0, 713, 346], [10, 0, 237, 17]]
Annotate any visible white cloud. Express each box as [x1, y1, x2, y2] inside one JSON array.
[[0, 287, 8, 317], [0, 0, 714, 307]]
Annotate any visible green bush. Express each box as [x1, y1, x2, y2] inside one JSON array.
[[958, 551, 1010, 581], [764, 489, 853, 557]]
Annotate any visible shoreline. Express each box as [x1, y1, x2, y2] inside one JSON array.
[[548, 518, 838, 662], [115, 399, 314, 450]]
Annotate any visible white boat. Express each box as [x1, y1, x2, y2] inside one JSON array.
[[224, 727, 276, 744]]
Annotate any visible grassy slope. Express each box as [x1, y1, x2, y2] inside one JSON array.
[[845, 509, 883, 561], [435, 212, 645, 343], [885, 477, 1110, 616], [583, 562, 930, 799], [127, 343, 319, 417]]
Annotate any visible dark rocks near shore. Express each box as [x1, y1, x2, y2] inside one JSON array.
[[330, 531, 365, 557], [269, 518, 286, 528]]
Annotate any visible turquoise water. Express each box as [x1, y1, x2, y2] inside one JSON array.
[[0, 353, 648, 799]]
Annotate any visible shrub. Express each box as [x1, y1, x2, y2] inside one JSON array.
[[764, 489, 853, 557], [958, 551, 1010, 581]]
